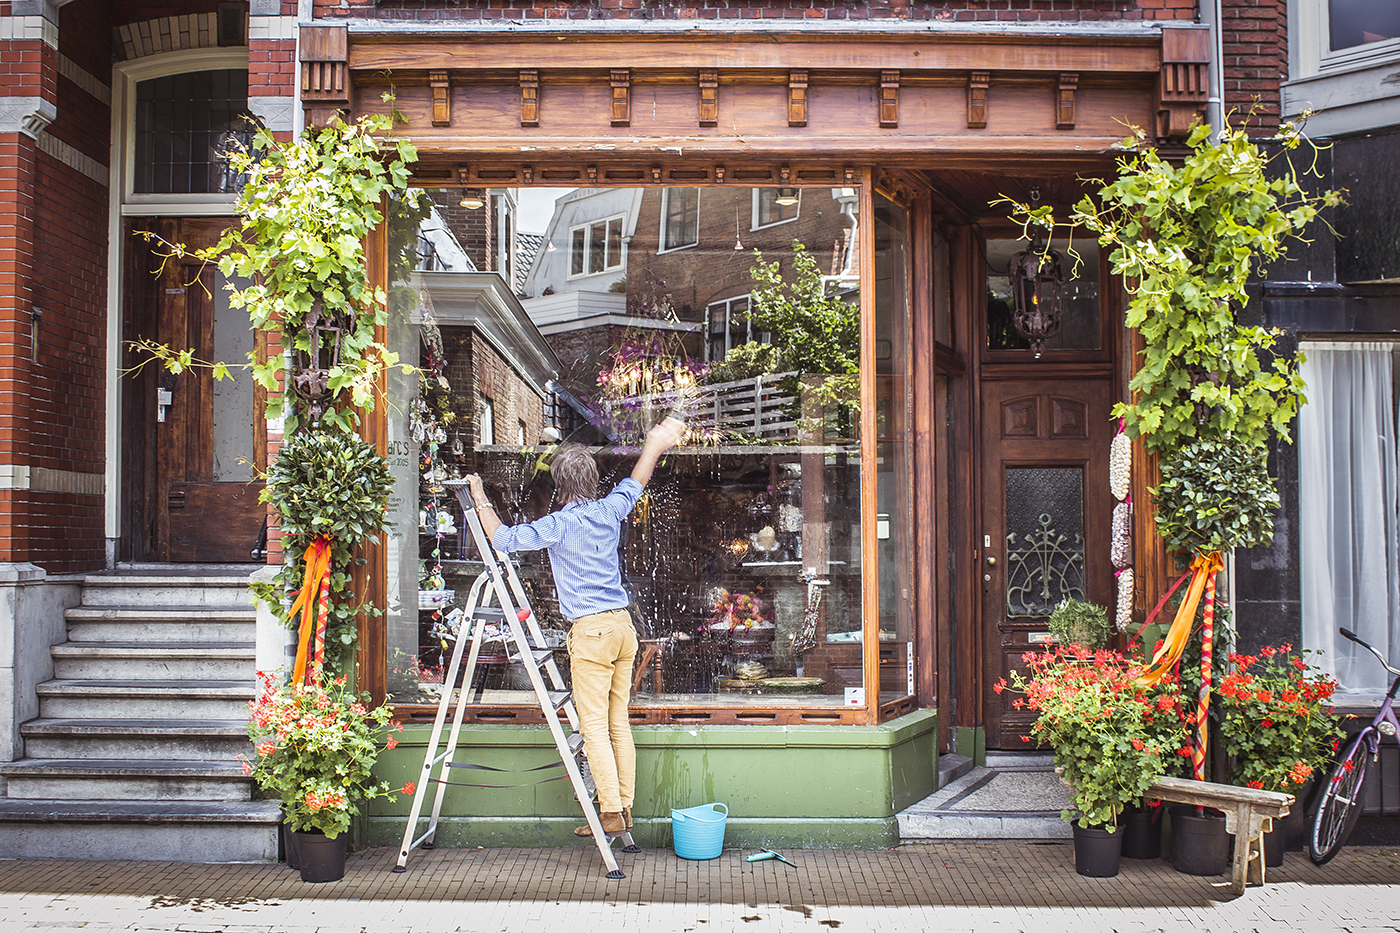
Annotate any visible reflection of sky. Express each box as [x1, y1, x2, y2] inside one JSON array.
[[515, 186, 571, 234]]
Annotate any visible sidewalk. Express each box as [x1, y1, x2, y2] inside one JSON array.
[[2, 842, 1398, 932]]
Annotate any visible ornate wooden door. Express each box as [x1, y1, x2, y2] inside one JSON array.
[[125, 218, 265, 562], [979, 376, 1115, 748]]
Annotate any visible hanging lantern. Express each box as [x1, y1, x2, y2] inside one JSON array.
[[1008, 235, 1066, 358]]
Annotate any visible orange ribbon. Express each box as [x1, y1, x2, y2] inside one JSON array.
[[290, 536, 333, 686], [1138, 550, 1225, 687]]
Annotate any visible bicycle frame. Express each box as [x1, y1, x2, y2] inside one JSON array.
[[1329, 629, 1400, 797]]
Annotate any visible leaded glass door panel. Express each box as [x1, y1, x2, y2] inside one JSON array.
[[980, 378, 1114, 748]]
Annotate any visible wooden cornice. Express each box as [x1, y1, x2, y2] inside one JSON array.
[[329, 27, 1195, 155], [348, 33, 1163, 75]]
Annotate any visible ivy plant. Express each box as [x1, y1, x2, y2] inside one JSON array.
[[1003, 115, 1340, 554], [1004, 117, 1339, 457], [135, 99, 419, 435]]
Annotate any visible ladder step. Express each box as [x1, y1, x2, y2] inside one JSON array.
[[547, 691, 570, 713], [472, 607, 506, 619], [568, 732, 585, 756], [529, 648, 554, 667]]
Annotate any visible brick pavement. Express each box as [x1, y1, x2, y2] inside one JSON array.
[[0, 842, 1396, 932]]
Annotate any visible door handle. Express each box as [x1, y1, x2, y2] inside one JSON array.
[[986, 556, 997, 566], [157, 373, 178, 423]]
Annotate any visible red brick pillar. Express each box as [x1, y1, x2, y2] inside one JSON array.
[[0, 29, 57, 565]]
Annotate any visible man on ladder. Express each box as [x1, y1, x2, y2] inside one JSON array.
[[466, 415, 686, 839]]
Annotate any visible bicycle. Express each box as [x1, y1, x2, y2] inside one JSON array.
[[1308, 627, 1400, 864]]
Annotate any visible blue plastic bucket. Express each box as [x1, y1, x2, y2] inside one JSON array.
[[671, 802, 728, 860]]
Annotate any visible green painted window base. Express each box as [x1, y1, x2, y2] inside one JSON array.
[[368, 709, 936, 850]]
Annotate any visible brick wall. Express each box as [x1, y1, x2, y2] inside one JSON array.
[[630, 187, 853, 325], [470, 331, 546, 449], [0, 2, 112, 571], [317, 0, 1196, 22], [1221, 0, 1286, 130]]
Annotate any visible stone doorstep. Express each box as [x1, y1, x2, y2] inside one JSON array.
[[0, 798, 282, 823], [20, 718, 254, 759], [0, 800, 281, 862], [65, 607, 257, 621], [0, 759, 255, 801], [51, 644, 255, 679], [0, 758, 251, 779], [36, 679, 255, 695], [937, 753, 974, 789]]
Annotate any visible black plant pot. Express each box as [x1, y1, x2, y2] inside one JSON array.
[[1170, 805, 1230, 876], [1121, 804, 1163, 860], [1263, 803, 1304, 867], [1072, 820, 1123, 878], [292, 830, 347, 883], [282, 820, 301, 870]]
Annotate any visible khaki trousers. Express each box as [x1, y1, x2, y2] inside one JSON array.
[[567, 608, 637, 814]]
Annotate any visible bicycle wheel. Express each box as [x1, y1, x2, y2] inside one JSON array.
[[1309, 732, 1373, 865]]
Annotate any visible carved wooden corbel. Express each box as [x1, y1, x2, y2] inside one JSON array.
[[879, 70, 899, 128], [1056, 73, 1078, 130], [714, 165, 726, 183], [299, 25, 348, 129], [611, 70, 630, 127], [586, 165, 599, 184], [522, 165, 534, 185], [520, 70, 540, 127], [1156, 25, 1210, 141], [650, 165, 662, 183], [430, 70, 450, 127], [699, 70, 718, 127], [968, 72, 989, 129], [789, 71, 808, 127]]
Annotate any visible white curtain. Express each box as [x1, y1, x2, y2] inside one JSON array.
[[1299, 341, 1400, 698]]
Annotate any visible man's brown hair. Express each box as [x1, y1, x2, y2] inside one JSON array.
[[552, 443, 599, 505]]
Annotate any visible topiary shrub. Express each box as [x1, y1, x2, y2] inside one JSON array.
[[1048, 598, 1111, 649]]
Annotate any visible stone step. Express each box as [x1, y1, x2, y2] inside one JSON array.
[[0, 759, 253, 801], [51, 643, 255, 680], [21, 718, 253, 760], [0, 799, 280, 862], [897, 765, 1073, 842], [36, 681, 253, 720], [65, 607, 256, 644], [79, 570, 257, 610], [937, 753, 975, 789]]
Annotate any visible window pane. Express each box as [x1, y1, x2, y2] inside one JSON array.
[[663, 187, 699, 250], [986, 238, 1100, 351], [589, 221, 607, 274], [875, 194, 914, 704], [385, 186, 868, 710], [1004, 467, 1086, 618], [606, 218, 623, 271], [570, 227, 586, 276], [756, 187, 800, 227], [1330, 0, 1400, 51], [134, 69, 249, 194]]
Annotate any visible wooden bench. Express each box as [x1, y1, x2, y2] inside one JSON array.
[[1147, 775, 1294, 895]]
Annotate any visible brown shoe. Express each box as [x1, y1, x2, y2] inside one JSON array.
[[623, 807, 634, 830], [574, 811, 627, 837]]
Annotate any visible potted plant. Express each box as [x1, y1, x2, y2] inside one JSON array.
[[1218, 643, 1342, 864], [998, 645, 1185, 876], [1047, 598, 1111, 649], [244, 671, 411, 882]]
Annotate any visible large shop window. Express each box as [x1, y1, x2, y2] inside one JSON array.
[[381, 185, 903, 714], [1299, 341, 1400, 701]]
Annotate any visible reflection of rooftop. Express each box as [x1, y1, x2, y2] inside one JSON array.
[[522, 289, 701, 335]]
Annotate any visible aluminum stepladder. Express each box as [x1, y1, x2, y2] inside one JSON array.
[[393, 484, 638, 880]]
